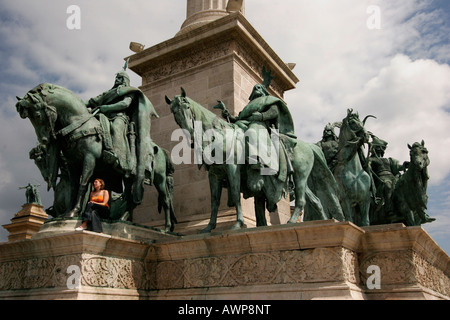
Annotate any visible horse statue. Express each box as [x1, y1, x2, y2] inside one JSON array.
[[333, 109, 375, 227], [166, 88, 344, 233], [16, 83, 177, 232], [393, 140, 435, 226]]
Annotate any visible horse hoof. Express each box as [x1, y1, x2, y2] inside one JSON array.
[[200, 224, 215, 234], [288, 214, 300, 224], [163, 224, 175, 233], [65, 210, 78, 218], [120, 212, 130, 221], [230, 221, 244, 231]]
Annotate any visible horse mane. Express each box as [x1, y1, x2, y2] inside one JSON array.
[[18, 83, 69, 115], [395, 142, 429, 212], [338, 113, 356, 142], [408, 142, 430, 187], [185, 96, 232, 132]]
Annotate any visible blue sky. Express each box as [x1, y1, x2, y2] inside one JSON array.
[[0, 0, 449, 254]]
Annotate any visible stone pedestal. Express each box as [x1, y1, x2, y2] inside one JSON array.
[[0, 219, 178, 300], [0, 220, 448, 300], [2, 204, 48, 242], [128, 11, 298, 234]]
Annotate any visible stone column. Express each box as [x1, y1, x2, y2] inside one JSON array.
[[179, 0, 245, 35], [128, 3, 297, 235]]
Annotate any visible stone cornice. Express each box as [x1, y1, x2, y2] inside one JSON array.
[[126, 12, 299, 92], [145, 220, 365, 262], [1, 220, 449, 299]]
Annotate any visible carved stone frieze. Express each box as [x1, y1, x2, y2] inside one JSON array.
[[81, 254, 147, 290], [0, 255, 81, 290], [359, 250, 416, 286], [0, 253, 149, 291], [1, 222, 448, 299], [359, 249, 450, 297], [413, 251, 450, 297], [233, 39, 285, 97], [149, 247, 358, 290], [142, 41, 232, 84], [140, 36, 285, 98]]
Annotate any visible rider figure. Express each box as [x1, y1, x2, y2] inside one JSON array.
[[86, 60, 159, 205], [317, 123, 340, 173], [216, 70, 298, 197], [367, 135, 408, 224], [86, 68, 133, 173]]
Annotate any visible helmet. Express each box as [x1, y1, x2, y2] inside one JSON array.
[[371, 136, 388, 147], [115, 71, 130, 86], [114, 58, 131, 86]]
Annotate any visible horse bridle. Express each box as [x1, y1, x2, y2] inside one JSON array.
[[173, 96, 196, 129], [24, 91, 97, 145], [23, 92, 58, 143]]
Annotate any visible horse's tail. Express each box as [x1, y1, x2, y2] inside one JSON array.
[[307, 143, 346, 221], [159, 147, 177, 227], [163, 147, 175, 177]]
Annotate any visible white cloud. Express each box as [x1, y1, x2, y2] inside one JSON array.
[[0, 0, 185, 97], [245, 1, 450, 254], [246, 0, 450, 186], [352, 55, 450, 184]]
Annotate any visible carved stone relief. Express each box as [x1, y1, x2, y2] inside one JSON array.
[[141, 36, 285, 98], [359, 250, 416, 286], [0, 244, 447, 298], [148, 247, 358, 290], [0, 255, 81, 290], [413, 252, 450, 297], [81, 254, 147, 290], [359, 249, 450, 297], [142, 41, 232, 84]]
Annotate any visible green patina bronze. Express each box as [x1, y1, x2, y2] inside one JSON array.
[[366, 136, 435, 226], [16, 64, 177, 232], [316, 123, 340, 173], [14, 62, 434, 234], [391, 140, 435, 226], [19, 183, 42, 206], [166, 83, 344, 233], [367, 134, 407, 225], [332, 109, 375, 226]]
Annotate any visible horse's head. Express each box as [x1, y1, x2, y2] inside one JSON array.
[[165, 88, 196, 135], [16, 88, 57, 145], [341, 109, 375, 143], [408, 140, 430, 170]]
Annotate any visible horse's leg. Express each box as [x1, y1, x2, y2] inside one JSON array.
[[201, 171, 222, 233], [305, 187, 328, 220], [120, 178, 136, 221], [228, 165, 244, 230], [341, 196, 354, 223], [399, 199, 415, 226], [289, 147, 315, 224], [254, 195, 267, 227], [359, 197, 371, 227], [66, 153, 96, 218], [289, 183, 305, 224], [357, 175, 372, 226], [159, 181, 173, 233], [153, 165, 173, 233]]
